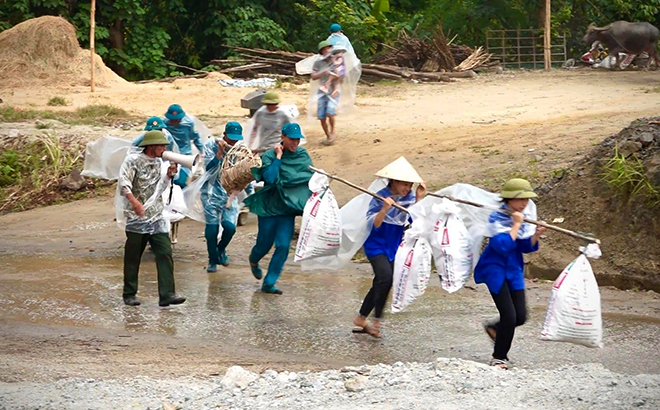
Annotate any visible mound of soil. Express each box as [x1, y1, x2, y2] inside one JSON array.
[[0, 16, 126, 88], [531, 117, 660, 291]]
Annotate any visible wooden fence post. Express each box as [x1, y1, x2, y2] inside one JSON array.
[[90, 0, 96, 92], [544, 0, 551, 69]]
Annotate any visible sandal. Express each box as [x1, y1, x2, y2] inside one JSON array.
[[490, 358, 508, 370], [352, 315, 368, 333]]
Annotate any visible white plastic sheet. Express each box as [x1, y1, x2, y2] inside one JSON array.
[[81, 136, 132, 180], [540, 243, 603, 348]]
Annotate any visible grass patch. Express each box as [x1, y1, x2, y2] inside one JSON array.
[[644, 86, 660, 94], [0, 105, 132, 126], [602, 148, 660, 206], [0, 134, 106, 213], [47, 96, 69, 106]]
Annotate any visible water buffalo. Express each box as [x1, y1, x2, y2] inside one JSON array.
[[583, 21, 659, 69]]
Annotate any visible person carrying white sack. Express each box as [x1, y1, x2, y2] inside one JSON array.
[[353, 157, 426, 338], [475, 178, 546, 369]]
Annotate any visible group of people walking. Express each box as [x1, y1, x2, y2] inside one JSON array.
[[116, 24, 545, 370]]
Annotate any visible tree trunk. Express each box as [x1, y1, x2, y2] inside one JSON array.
[[108, 18, 127, 77]]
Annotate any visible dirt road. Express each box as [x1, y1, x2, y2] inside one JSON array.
[[2, 69, 660, 391]]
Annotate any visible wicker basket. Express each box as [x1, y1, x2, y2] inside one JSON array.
[[220, 144, 262, 193]]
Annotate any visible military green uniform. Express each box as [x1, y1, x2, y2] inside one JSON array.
[[118, 148, 175, 302]]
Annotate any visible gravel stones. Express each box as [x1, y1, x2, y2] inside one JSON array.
[[1, 359, 659, 409]]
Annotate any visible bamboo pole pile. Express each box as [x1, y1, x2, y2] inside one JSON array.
[[375, 26, 496, 73]]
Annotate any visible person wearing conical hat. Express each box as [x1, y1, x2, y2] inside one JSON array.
[[353, 157, 426, 338], [132, 116, 179, 153], [475, 178, 546, 370], [311, 40, 339, 145], [248, 91, 291, 153], [117, 130, 186, 308], [164, 104, 204, 188]]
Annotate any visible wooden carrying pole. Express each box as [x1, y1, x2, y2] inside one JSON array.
[[544, 0, 551, 70], [309, 166, 410, 214], [90, 0, 96, 92], [427, 192, 600, 244]]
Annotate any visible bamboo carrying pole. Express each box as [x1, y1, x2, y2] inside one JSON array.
[[309, 166, 410, 214], [90, 0, 96, 92], [544, 0, 551, 70], [427, 193, 600, 244], [309, 166, 599, 244]]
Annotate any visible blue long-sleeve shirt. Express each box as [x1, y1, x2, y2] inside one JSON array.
[[474, 230, 539, 294], [362, 186, 415, 262]]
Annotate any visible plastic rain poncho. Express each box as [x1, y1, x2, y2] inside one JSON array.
[[296, 45, 361, 120], [183, 139, 238, 225], [115, 147, 171, 234], [413, 183, 536, 271], [242, 105, 301, 152], [82, 115, 211, 181], [164, 114, 205, 156]]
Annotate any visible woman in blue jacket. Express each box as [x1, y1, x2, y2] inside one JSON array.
[[474, 178, 546, 369]]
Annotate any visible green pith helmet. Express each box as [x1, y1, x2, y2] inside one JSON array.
[[500, 178, 538, 199], [139, 130, 169, 147], [317, 40, 332, 52], [261, 91, 280, 105]]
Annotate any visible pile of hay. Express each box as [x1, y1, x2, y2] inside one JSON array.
[[0, 16, 127, 88]]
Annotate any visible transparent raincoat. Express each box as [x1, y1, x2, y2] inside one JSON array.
[[242, 105, 301, 152], [296, 41, 361, 120], [115, 147, 172, 234]]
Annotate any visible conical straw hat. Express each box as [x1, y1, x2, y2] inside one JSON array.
[[374, 157, 423, 183]]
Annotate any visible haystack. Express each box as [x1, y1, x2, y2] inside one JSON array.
[[0, 16, 127, 88]]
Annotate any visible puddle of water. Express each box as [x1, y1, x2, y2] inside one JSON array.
[[1, 255, 659, 374]]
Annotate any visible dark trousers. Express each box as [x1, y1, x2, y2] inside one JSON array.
[[359, 254, 394, 320], [490, 281, 527, 360], [123, 232, 175, 301], [204, 221, 237, 264]]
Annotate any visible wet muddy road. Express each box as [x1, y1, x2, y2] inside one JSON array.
[[1, 253, 659, 383]]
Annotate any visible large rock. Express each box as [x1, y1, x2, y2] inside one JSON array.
[[221, 366, 258, 390], [60, 169, 86, 191], [635, 132, 655, 147]]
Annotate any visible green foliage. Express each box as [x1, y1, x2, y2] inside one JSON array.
[[603, 149, 660, 206], [47, 97, 68, 107], [1, 0, 659, 79]]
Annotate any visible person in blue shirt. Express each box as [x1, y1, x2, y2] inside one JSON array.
[[201, 122, 243, 273], [132, 116, 178, 153], [353, 158, 426, 338], [474, 178, 546, 369], [164, 104, 204, 188]]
